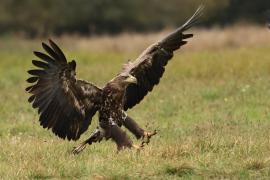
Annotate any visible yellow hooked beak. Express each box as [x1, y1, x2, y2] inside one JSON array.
[[124, 75, 137, 84]]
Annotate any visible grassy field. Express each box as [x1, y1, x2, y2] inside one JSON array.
[[1, 26, 270, 179]]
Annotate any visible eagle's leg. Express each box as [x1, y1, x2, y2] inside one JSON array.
[[123, 116, 144, 139], [123, 115, 157, 146], [72, 128, 104, 155], [109, 124, 140, 151]]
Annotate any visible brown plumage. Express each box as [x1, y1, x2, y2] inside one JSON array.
[[26, 6, 203, 153]]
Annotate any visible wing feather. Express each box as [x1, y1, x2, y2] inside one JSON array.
[[26, 40, 102, 140], [32, 60, 49, 69], [33, 51, 56, 65], [123, 6, 203, 110]]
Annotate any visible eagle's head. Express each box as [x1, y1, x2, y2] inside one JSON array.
[[109, 73, 137, 90], [122, 73, 137, 85], [117, 73, 137, 85]]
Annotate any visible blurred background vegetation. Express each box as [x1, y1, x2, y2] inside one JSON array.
[[0, 0, 269, 37]]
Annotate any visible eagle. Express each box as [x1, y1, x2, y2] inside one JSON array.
[[26, 6, 203, 154]]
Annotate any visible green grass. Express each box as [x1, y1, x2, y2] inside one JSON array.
[[1, 39, 270, 179]]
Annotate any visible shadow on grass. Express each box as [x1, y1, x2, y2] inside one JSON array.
[[163, 164, 195, 177], [28, 174, 55, 180], [92, 174, 131, 180]]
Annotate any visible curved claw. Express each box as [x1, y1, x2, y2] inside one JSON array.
[[141, 130, 157, 147], [72, 142, 87, 155], [72, 128, 104, 155], [132, 144, 143, 151]]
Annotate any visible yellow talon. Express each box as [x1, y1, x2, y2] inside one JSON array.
[[142, 130, 157, 145]]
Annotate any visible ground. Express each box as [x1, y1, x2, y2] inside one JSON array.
[[1, 26, 270, 179]]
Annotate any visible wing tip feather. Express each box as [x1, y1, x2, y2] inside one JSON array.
[[181, 5, 204, 31]]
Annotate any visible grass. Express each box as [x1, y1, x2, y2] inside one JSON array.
[[1, 26, 270, 179]]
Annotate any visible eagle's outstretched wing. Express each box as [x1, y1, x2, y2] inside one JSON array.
[[122, 6, 203, 110], [26, 40, 102, 141]]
